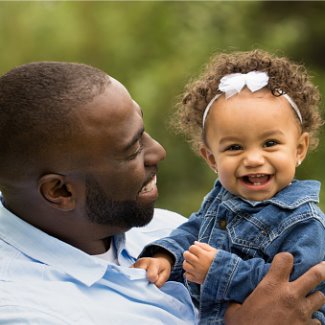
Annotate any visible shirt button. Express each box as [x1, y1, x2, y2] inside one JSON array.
[[218, 218, 227, 230]]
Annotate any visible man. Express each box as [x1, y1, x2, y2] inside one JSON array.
[[0, 61, 324, 324]]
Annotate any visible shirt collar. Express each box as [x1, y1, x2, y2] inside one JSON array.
[[0, 202, 109, 287]]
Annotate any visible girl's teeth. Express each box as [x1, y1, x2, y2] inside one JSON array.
[[247, 174, 269, 185]]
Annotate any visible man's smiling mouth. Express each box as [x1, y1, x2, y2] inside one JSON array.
[[139, 175, 157, 194]]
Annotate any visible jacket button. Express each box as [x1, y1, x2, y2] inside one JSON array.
[[218, 218, 227, 230]]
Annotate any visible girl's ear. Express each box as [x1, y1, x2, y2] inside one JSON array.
[[200, 146, 218, 173], [38, 174, 76, 211], [296, 132, 309, 166]]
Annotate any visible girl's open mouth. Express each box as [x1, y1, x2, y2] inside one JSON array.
[[241, 174, 271, 186]]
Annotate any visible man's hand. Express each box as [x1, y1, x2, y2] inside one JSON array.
[[225, 252, 325, 325], [183, 241, 218, 284], [132, 253, 173, 288]]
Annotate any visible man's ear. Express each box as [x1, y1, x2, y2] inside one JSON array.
[[296, 132, 310, 166], [38, 174, 76, 211], [200, 146, 218, 173]]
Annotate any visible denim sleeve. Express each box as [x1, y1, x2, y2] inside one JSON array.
[[201, 217, 325, 305], [139, 182, 222, 282], [313, 309, 325, 325], [139, 211, 203, 282], [201, 249, 270, 303], [275, 218, 325, 281], [277, 217, 325, 323]]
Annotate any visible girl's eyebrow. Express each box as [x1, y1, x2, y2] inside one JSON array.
[[219, 136, 241, 144], [260, 130, 285, 137]]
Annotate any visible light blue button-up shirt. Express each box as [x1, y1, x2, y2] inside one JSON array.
[[0, 203, 198, 324]]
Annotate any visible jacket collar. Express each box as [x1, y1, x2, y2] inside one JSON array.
[[219, 179, 320, 210]]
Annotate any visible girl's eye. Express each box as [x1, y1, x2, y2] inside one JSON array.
[[264, 140, 279, 148], [225, 144, 242, 151]]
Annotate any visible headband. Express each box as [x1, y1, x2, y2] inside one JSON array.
[[202, 71, 303, 127]]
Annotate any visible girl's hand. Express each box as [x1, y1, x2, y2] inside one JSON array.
[[132, 252, 173, 288], [183, 241, 218, 284]]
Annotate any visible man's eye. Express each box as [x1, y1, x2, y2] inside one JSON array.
[[225, 144, 242, 151], [128, 143, 144, 160], [264, 140, 279, 148]]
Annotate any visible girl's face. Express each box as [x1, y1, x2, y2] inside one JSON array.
[[201, 88, 309, 201]]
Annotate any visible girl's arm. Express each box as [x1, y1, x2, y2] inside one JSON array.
[[225, 252, 325, 325], [201, 218, 325, 303]]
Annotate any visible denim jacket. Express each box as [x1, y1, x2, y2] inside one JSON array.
[[142, 180, 325, 324]]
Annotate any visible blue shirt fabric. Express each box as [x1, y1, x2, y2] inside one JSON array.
[[0, 203, 198, 324], [142, 180, 325, 324]]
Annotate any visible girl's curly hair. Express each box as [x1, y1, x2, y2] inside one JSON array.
[[171, 49, 323, 153]]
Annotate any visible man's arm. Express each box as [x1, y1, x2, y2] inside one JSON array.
[[225, 252, 325, 325]]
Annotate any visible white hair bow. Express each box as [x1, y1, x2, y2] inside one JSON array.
[[219, 71, 269, 99], [202, 71, 302, 127]]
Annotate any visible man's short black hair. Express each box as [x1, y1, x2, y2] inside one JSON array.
[[0, 61, 110, 180]]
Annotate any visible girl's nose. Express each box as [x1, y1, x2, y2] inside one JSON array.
[[243, 149, 265, 168]]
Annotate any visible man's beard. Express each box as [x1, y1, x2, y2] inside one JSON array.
[[85, 176, 154, 229]]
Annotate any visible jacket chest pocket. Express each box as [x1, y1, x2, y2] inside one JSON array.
[[198, 215, 218, 243], [228, 214, 269, 258]]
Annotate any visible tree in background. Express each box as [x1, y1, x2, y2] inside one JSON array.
[[0, 1, 324, 216]]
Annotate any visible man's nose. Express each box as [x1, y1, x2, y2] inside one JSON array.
[[143, 133, 166, 166]]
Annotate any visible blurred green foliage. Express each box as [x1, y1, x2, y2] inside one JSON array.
[[0, 1, 324, 216]]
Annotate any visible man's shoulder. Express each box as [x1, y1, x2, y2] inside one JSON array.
[[124, 209, 186, 258], [151, 208, 187, 228], [130, 208, 186, 235]]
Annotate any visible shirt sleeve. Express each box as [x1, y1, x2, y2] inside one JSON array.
[[0, 305, 71, 324]]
